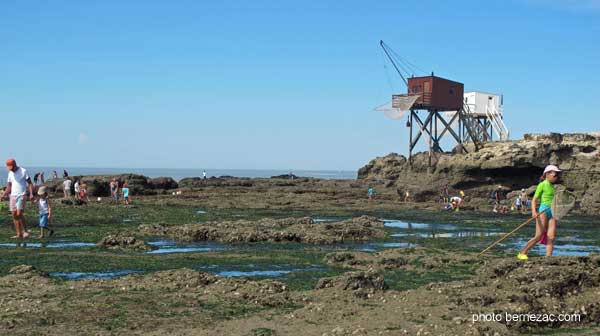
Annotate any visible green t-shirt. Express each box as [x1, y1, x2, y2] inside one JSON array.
[[534, 179, 555, 206]]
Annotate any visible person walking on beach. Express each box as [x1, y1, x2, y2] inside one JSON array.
[[3, 159, 34, 239], [492, 186, 502, 213], [74, 179, 80, 196], [63, 169, 68, 178], [121, 183, 130, 205], [63, 177, 72, 199], [367, 187, 376, 200], [52, 170, 58, 180], [520, 188, 529, 212], [513, 194, 523, 213], [517, 165, 562, 260], [110, 179, 117, 200], [35, 186, 54, 238], [203, 171, 207, 179]]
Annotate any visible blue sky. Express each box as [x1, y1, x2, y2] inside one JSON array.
[[1, 0, 599, 170]]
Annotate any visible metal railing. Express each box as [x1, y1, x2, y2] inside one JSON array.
[[459, 103, 484, 150], [485, 104, 509, 140]]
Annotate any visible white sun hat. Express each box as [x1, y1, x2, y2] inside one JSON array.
[[543, 165, 562, 174]]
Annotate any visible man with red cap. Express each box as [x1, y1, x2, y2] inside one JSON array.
[[2, 158, 34, 239]]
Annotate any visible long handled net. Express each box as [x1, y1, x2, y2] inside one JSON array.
[[478, 188, 576, 256], [551, 188, 576, 220]]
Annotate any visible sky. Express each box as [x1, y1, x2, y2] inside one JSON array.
[[1, 0, 599, 171]]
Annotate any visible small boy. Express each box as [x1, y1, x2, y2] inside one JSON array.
[[36, 186, 54, 238], [121, 183, 130, 205], [367, 187, 375, 200]]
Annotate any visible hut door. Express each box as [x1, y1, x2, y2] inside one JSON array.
[[423, 81, 431, 104]]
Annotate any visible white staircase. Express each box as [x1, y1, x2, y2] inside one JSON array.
[[485, 103, 509, 141]]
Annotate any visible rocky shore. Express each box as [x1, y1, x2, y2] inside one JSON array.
[[38, 133, 600, 216], [358, 133, 600, 215]]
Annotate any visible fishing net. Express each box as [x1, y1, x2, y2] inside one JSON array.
[[551, 188, 576, 220], [373, 101, 409, 120], [392, 94, 420, 110]]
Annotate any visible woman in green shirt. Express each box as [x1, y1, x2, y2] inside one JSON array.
[[517, 165, 561, 260]]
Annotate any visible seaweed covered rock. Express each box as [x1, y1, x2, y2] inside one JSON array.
[[138, 216, 386, 244], [97, 234, 153, 252], [315, 271, 388, 298]]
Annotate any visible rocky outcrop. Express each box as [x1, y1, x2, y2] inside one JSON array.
[[138, 216, 386, 244], [97, 234, 153, 252], [315, 271, 388, 298], [42, 174, 178, 197], [358, 133, 600, 215]]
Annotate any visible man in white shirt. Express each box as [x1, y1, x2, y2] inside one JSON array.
[[3, 158, 34, 239], [63, 178, 73, 199]]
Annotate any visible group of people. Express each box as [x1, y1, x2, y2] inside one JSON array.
[[366, 187, 413, 202], [110, 178, 130, 205], [440, 186, 465, 211], [1, 158, 137, 241], [490, 186, 531, 214], [31, 169, 69, 186], [1, 158, 54, 239], [62, 178, 90, 203]]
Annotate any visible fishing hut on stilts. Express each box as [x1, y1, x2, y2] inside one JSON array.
[[375, 40, 509, 167]]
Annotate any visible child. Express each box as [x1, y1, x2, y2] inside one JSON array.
[[367, 187, 375, 200], [121, 183, 130, 205], [450, 196, 462, 211], [79, 183, 89, 202], [513, 194, 523, 213], [517, 165, 561, 260], [110, 179, 117, 200], [36, 186, 54, 238]]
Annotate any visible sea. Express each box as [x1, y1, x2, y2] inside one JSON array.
[[0, 167, 357, 185]]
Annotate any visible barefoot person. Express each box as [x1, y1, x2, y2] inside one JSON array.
[[63, 177, 72, 199], [35, 186, 54, 238], [3, 159, 34, 239], [121, 183, 130, 205], [517, 165, 561, 260]]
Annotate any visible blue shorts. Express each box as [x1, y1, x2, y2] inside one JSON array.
[[539, 205, 553, 219], [39, 213, 49, 228]]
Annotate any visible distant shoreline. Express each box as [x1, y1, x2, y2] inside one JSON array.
[[1, 167, 357, 183]]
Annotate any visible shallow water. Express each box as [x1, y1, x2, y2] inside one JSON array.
[[146, 240, 228, 254], [0, 241, 96, 248], [509, 238, 600, 257], [313, 217, 341, 222], [383, 219, 462, 231], [50, 270, 140, 280], [200, 264, 325, 278], [391, 231, 504, 239]]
